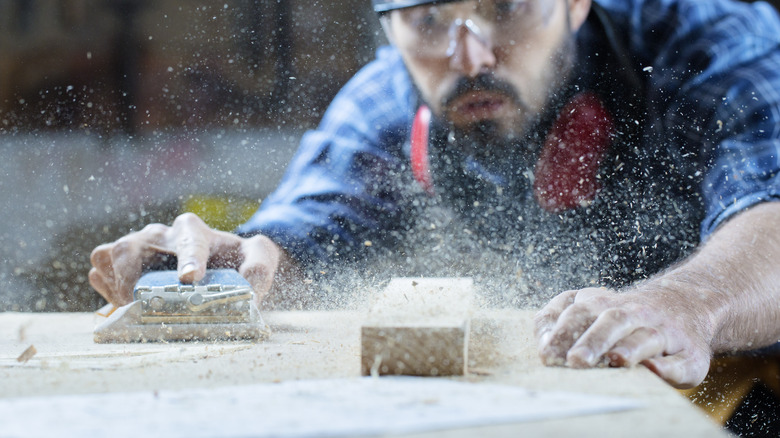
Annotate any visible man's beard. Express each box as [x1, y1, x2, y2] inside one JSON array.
[[436, 31, 578, 163]]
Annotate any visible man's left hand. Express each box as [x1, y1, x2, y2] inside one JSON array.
[[534, 287, 712, 389]]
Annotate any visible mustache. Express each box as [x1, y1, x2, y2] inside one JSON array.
[[441, 73, 525, 110]]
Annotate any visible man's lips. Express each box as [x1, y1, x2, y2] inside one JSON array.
[[446, 91, 510, 122]]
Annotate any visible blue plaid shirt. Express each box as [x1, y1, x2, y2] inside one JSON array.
[[237, 0, 780, 270]]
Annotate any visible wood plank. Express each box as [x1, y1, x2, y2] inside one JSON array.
[[361, 278, 475, 376], [0, 310, 731, 437]]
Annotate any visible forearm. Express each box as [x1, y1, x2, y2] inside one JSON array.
[[639, 201, 780, 354]]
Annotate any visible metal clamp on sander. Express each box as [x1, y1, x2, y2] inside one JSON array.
[[93, 269, 270, 343]]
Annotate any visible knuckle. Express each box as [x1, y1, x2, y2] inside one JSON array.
[[246, 235, 281, 262], [179, 238, 209, 257], [642, 326, 662, 339], [564, 301, 594, 320], [141, 223, 168, 237], [246, 234, 267, 246], [177, 233, 201, 246], [590, 295, 614, 308], [622, 299, 647, 315], [574, 287, 607, 300], [173, 212, 203, 228], [111, 240, 134, 259], [601, 307, 630, 324], [90, 243, 112, 266], [554, 289, 579, 305], [250, 234, 275, 251]]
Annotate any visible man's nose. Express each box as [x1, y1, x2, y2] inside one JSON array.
[[447, 20, 496, 77]]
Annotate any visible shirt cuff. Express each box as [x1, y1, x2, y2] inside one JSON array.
[[702, 191, 780, 241]]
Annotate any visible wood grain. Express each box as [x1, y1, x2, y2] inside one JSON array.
[[361, 278, 475, 376]]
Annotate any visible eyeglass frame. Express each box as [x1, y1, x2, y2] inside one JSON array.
[[380, 0, 557, 57]]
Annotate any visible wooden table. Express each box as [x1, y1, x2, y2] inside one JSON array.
[[0, 309, 728, 437]]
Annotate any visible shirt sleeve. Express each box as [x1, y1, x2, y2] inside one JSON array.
[[234, 46, 417, 267], [604, 0, 780, 240]]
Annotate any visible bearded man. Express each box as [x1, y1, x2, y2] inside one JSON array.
[[89, 0, 780, 392]]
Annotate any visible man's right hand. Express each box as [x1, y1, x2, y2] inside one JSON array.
[[89, 212, 284, 306]]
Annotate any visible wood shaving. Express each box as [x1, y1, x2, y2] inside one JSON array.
[[17, 345, 37, 363]]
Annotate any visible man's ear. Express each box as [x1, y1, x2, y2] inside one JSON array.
[[567, 0, 592, 32]]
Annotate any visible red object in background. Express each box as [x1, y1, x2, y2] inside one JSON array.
[[533, 92, 614, 212], [410, 91, 614, 212], [411, 105, 434, 195]]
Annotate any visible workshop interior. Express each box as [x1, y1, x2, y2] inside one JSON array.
[[3, 1, 780, 437], [0, 0, 382, 312], [3, 0, 779, 313]]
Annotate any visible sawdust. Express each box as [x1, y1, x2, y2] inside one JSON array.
[[16, 345, 37, 363]]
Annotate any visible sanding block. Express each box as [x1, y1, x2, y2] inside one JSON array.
[[93, 269, 270, 343]]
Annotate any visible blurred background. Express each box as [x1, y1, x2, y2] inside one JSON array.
[[0, 0, 382, 311], [0, 0, 778, 312]]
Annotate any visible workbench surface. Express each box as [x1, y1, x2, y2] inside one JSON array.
[[0, 310, 728, 437]]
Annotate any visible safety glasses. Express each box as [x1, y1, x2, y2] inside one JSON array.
[[389, 0, 556, 57]]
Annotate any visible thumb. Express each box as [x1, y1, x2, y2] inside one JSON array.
[[239, 235, 282, 301]]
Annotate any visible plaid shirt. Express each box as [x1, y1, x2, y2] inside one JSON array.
[[237, 0, 780, 271]]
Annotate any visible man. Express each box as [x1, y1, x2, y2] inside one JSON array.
[[90, 0, 780, 390]]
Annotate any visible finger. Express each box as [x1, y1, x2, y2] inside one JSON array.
[[133, 224, 176, 267], [109, 239, 146, 301], [207, 229, 246, 267], [539, 297, 605, 366], [642, 352, 711, 389], [171, 213, 211, 283], [110, 224, 171, 277], [534, 289, 578, 342], [239, 235, 281, 303], [109, 224, 173, 295], [90, 243, 116, 284], [606, 327, 666, 368], [566, 308, 638, 368], [90, 226, 168, 304], [88, 267, 128, 306]]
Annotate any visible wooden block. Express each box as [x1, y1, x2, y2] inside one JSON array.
[[361, 278, 475, 377]]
